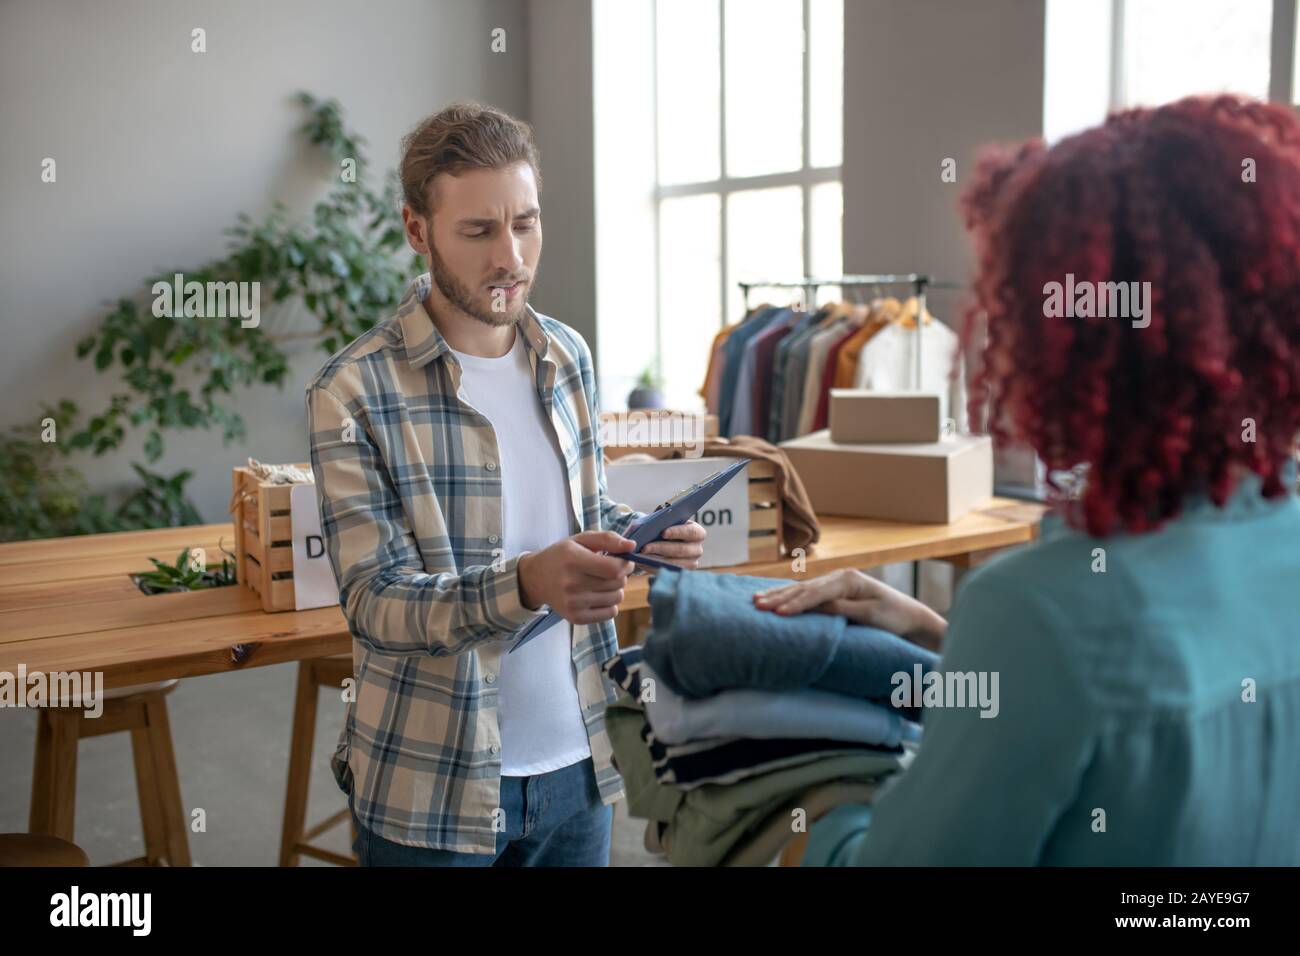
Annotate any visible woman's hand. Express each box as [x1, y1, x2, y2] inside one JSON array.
[[752, 568, 947, 651], [639, 519, 707, 569]]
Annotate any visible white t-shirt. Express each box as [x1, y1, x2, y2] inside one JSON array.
[[450, 329, 592, 776]]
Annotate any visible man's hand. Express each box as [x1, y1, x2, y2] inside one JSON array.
[[517, 531, 636, 625], [639, 519, 707, 569]]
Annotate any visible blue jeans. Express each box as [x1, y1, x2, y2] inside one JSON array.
[[350, 757, 613, 866]]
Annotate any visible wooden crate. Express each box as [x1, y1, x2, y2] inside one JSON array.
[[229, 464, 311, 612], [744, 458, 783, 562], [603, 446, 784, 564]]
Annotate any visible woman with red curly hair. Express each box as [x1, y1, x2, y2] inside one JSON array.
[[758, 95, 1300, 865]]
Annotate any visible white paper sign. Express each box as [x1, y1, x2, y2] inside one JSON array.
[[606, 456, 750, 568], [289, 482, 341, 610]]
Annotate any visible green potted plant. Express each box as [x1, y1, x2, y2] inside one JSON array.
[[627, 365, 665, 410], [133, 542, 238, 595]]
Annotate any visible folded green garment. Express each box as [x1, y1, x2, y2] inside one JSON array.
[[608, 697, 686, 826], [607, 694, 902, 867], [714, 779, 884, 867]]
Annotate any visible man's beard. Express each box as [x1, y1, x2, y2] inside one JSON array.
[[429, 236, 533, 327]]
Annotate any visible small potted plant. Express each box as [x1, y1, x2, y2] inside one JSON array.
[[133, 542, 238, 595], [627, 366, 665, 410]]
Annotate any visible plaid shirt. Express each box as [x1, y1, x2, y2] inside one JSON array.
[[305, 273, 642, 853]]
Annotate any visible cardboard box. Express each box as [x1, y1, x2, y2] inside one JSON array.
[[829, 390, 942, 443], [779, 430, 993, 524]]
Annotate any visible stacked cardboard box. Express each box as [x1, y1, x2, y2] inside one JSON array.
[[781, 391, 993, 524]]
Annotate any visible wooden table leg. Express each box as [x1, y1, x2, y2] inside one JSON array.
[[45, 709, 80, 842], [28, 709, 55, 834], [142, 691, 191, 866], [130, 702, 169, 866], [279, 661, 317, 867]]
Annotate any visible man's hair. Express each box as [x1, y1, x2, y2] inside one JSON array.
[[399, 102, 541, 217]]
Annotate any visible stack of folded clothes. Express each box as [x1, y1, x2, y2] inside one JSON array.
[[605, 569, 940, 866]]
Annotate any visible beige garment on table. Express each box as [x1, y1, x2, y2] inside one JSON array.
[[687, 435, 821, 551], [606, 434, 821, 552]]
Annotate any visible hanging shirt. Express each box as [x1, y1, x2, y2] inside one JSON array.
[[719, 307, 780, 436], [812, 319, 866, 431], [730, 309, 793, 438], [700, 324, 736, 414], [780, 308, 845, 442], [796, 315, 856, 437], [450, 330, 593, 777], [852, 314, 968, 432], [835, 298, 902, 388], [750, 311, 798, 437], [767, 309, 826, 442]]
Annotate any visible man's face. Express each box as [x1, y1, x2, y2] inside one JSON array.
[[410, 161, 542, 326]]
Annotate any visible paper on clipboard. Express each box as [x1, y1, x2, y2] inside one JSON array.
[[506, 457, 751, 653]]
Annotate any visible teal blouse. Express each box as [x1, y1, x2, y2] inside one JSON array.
[[803, 478, 1300, 865]]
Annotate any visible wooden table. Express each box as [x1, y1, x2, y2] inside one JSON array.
[[0, 499, 1043, 691]]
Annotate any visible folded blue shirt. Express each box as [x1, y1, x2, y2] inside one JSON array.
[[639, 658, 921, 748], [642, 570, 940, 710]]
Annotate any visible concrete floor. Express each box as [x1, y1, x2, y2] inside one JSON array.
[[0, 661, 668, 866]]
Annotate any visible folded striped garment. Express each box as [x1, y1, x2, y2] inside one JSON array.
[[603, 650, 905, 790]]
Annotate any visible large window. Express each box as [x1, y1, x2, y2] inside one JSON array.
[[1119, 0, 1274, 106], [652, 0, 843, 409], [1045, 0, 1298, 142]]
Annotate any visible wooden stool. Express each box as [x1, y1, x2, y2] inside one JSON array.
[[0, 833, 90, 867], [29, 680, 191, 867], [279, 655, 357, 867]]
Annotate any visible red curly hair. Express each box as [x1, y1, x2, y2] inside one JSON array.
[[961, 95, 1300, 537]]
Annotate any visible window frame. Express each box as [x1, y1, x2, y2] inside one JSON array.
[[650, 0, 843, 380], [1108, 0, 1299, 108]]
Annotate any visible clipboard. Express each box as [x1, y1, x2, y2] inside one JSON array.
[[506, 457, 752, 653]]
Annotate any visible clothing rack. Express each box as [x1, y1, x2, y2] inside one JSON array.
[[736, 274, 959, 391]]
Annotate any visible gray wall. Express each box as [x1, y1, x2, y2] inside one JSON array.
[[840, 0, 1046, 602], [3, 0, 1050, 528], [526, 0, 598, 351], [843, 0, 1046, 321], [0, 0, 530, 524]]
